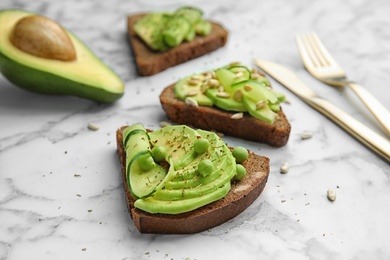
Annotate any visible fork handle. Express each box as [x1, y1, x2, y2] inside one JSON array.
[[348, 82, 390, 136], [306, 96, 390, 162]]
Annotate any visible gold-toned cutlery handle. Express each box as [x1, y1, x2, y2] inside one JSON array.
[[254, 58, 390, 162], [347, 82, 390, 136], [306, 96, 390, 162]]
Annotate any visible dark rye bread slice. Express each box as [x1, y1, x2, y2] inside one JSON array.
[[160, 84, 291, 147], [127, 13, 229, 76], [116, 126, 270, 234]]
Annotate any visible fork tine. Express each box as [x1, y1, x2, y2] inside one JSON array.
[[295, 33, 319, 69], [307, 32, 340, 67], [305, 32, 329, 67]]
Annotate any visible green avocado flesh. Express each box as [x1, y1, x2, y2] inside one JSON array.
[[123, 124, 240, 214], [133, 6, 211, 52], [0, 10, 124, 103], [174, 63, 286, 124]]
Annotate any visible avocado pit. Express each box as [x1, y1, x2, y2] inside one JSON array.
[[10, 15, 76, 61]]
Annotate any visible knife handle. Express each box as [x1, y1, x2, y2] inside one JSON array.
[[348, 82, 390, 136], [308, 97, 390, 162]]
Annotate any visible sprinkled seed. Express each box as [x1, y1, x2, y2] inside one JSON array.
[[327, 189, 336, 202], [203, 72, 212, 81], [185, 97, 199, 107], [216, 92, 230, 98], [256, 100, 266, 109], [203, 79, 210, 87], [201, 83, 209, 93], [244, 84, 252, 91], [160, 121, 171, 127], [187, 79, 199, 86], [186, 90, 198, 96], [231, 112, 243, 119], [208, 79, 220, 88], [233, 90, 243, 101], [218, 85, 225, 92], [300, 131, 313, 140], [210, 70, 217, 79], [191, 74, 203, 81], [87, 123, 100, 131], [234, 71, 244, 78], [280, 162, 289, 174], [251, 73, 260, 80]]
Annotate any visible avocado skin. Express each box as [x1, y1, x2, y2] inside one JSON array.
[[0, 52, 123, 103]]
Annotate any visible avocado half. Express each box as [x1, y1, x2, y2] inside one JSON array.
[[0, 9, 124, 103]]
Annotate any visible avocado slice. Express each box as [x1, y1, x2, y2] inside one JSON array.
[[134, 126, 236, 214], [148, 125, 199, 164], [174, 74, 213, 106], [128, 151, 167, 199], [0, 10, 124, 103]]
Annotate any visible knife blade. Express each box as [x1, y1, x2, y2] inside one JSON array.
[[255, 59, 390, 162]]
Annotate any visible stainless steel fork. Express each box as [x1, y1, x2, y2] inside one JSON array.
[[296, 32, 390, 136]]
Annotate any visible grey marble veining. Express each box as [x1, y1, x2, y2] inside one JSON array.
[[1, 0, 390, 259]]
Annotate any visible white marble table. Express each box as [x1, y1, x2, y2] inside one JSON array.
[[1, 0, 390, 259]]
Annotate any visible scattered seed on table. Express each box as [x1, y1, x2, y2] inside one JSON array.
[[280, 162, 289, 174], [160, 121, 171, 127], [327, 189, 336, 202], [87, 123, 100, 131], [300, 131, 313, 140]]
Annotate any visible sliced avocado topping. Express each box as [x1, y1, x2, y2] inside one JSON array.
[[133, 6, 212, 52], [194, 19, 212, 36], [133, 13, 170, 51], [162, 16, 191, 47], [128, 151, 167, 198], [174, 62, 286, 124], [174, 74, 213, 106], [175, 6, 203, 25], [124, 124, 245, 214], [0, 10, 124, 103]]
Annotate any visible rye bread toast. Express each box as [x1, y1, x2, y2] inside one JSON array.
[[116, 126, 270, 234], [127, 13, 228, 76], [159, 83, 291, 147]]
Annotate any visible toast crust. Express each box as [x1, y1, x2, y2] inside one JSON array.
[[127, 13, 229, 76], [116, 126, 270, 234], [160, 84, 291, 147]]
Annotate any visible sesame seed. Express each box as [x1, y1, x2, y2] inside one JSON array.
[[216, 92, 230, 98], [280, 162, 289, 174], [187, 79, 199, 86], [251, 73, 260, 79], [87, 123, 100, 131], [234, 71, 244, 78], [300, 131, 313, 140], [244, 84, 252, 91], [185, 97, 199, 107], [208, 79, 220, 88], [186, 90, 198, 96], [231, 112, 243, 119], [160, 121, 171, 127], [256, 100, 266, 109], [327, 189, 336, 202]]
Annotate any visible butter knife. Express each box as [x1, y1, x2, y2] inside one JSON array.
[[255, 59, 390, 162]]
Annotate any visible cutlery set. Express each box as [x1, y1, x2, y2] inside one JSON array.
[[256, 32, 390, 162]]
